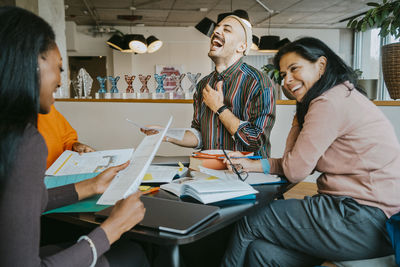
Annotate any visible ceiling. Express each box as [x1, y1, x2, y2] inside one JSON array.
[[64, 0, 374, 29]]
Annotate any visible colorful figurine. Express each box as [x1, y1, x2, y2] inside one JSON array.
[[187, 72, 201, 93], [139, 74, 151, 93], [171, 73, 186, 94], [97, 76, 107, 93], [108, 76, 120, 93], [154, 73, 166, 93], [124, 75, 135, 93]]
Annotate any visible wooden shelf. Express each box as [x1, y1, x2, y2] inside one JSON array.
[[55, 98, 400, 106], [55, 98, 193, 104]]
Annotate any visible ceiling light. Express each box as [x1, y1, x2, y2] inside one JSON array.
[[146, 35, 163, 53], [199, 8, 208, 12], [127, 34, 147, 53], [195, 17, 216, 37], [258, 35, 280, 53], [106, 34, 124, 51], [251, 35, 259, 50]]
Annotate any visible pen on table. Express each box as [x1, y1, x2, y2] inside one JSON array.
[[218, 155, 263, 160], [142, 187, 160, 195]]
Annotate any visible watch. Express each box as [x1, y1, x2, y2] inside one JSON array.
[[216, 105, 228, 116]]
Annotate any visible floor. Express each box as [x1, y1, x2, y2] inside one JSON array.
[[283, 181, 318, 199]]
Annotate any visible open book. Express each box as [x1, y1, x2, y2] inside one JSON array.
[[160, 176, 258, 204]]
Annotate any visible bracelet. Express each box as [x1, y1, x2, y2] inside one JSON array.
[[165, 136, 170, 142], [216, 105, 228, 116], [78, 235, 97, 267]]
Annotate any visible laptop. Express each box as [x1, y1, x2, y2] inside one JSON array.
[[96, 196, 220, 234]]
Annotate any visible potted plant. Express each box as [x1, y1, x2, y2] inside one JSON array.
[[347, 0, 400, 99], [262, 64, 295, 100]]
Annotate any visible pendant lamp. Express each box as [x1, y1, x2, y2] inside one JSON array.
[[195, 17, 216, 37], [106, 34, 124, 51], [252, 35, 260, 50], [146, 35, 163, 53], [127, 34, 147, 54]]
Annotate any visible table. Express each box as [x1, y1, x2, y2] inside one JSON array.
[[46, 183, 292, 267]]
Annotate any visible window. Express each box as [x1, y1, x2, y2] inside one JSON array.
[[353, 29, 400, 100]]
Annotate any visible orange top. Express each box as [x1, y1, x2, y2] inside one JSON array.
[[37, 105, 78, 168]]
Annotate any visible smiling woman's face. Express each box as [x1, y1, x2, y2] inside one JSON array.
[[279, 52, 326, 102], [38, 45, 63, 114]]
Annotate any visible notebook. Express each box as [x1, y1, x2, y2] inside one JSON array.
[[95, 196, 220, 234]]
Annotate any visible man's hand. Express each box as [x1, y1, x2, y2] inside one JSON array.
[[202, 81, 224, 113], [72, 142, 95, 153], [140, 125, 162, 136]]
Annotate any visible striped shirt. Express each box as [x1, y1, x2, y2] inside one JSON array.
[[191, 58, 276, 156]]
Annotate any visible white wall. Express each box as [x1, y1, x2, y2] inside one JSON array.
[[65, 25, 352, 92]]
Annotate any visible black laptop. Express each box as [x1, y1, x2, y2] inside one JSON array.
[[96, 196, 220, 234]]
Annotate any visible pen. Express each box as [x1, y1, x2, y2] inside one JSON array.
[[218, 156, 263, 160], [142, 187, 160, 195]]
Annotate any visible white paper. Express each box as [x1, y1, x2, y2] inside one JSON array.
[[45, 149, 134, 176], [97, 117, 173, 205], [142, 165, 186, 183], [198, 166, 282, 185]]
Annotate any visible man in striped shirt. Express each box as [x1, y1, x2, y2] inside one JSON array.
[[143, 14, 276, 156]]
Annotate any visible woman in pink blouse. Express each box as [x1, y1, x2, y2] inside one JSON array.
[[221, 37, 400, 266]]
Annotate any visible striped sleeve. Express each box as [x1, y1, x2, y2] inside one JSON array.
[[234, 74, 276, 154]]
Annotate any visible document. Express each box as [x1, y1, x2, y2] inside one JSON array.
[[126, 118, 185, 140], [142, 165, 188, 184], [46, 149, 134, 176], [97, 117, 173, 205], [160, 176, 258, 204], [197, 166, 286, 185]]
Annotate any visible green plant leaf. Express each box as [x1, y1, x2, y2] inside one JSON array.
[[368, 17, 374, 27], [367, 2, 380, 7]]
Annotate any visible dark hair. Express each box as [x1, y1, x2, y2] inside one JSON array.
[[0, 6, 55, 183], [273, 37, 365, 128]]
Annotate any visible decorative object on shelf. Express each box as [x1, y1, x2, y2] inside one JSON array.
[[79, 68, 93, 98], [154, 73, 166, 93], [187, 72, 201, 93], [156, 64, 184, 93], [108, 76, 120, 93], [139, 74, 151, 93], [97, 76, 107, 94], [347, 0, 400, 99], [124, 75, 135, 93], [71, 78, 82, 98], [171, 73, 186, 95]]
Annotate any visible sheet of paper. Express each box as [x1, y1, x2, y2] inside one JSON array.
[[97, 117, 173, 205], [198, 166, 283, 185], [126, 118, 185, 140], [142, 165, 181, 183], [46, 149, 134, 176]]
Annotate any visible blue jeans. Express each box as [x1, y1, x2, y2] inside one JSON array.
[[221, 194, 393, 267]]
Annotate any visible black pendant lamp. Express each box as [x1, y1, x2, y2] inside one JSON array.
[[106, 34, 124, 51], [146, 35, 163, 53], [251, 35, 260, 50], [127, 34, 147, 54], [258, 35, 280, 52], [195, 17, 216, 37]]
